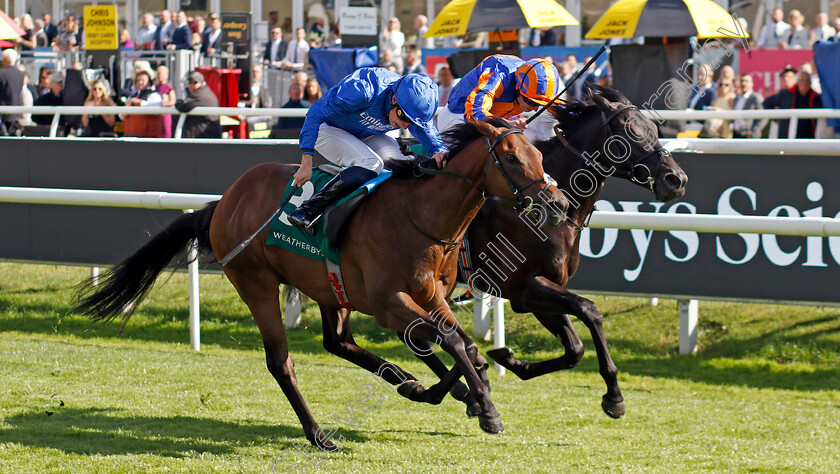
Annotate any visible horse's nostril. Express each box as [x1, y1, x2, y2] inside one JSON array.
[[665, 173, 682, 189]]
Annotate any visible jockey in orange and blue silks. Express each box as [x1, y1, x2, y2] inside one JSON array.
[[437, 55, 561, 135]]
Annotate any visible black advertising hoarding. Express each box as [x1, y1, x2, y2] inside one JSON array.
[[569, 152, 840, 304], [0, 140, 838, 305]]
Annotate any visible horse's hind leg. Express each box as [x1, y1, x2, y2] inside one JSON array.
[[487, 275, 625, 418], [320, 304, 418, 386], [227, 270, 336, 450], [396, 332, 481, 418]]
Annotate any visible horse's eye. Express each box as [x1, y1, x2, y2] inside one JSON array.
[[506, 154, 518, 164]]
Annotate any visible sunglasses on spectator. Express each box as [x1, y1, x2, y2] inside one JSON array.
[[721, 83, 732, 87]]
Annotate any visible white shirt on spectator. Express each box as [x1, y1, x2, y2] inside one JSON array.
[[811, 24, 837, 44], [159, 21, 175, 42], [756, 20, 790, 48], [137, 24, 157, 49], [283, 40, 309, 65]]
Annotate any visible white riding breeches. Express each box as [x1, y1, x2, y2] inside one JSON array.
[[436, 105, 464, 136], [314, 123, 406, 174]]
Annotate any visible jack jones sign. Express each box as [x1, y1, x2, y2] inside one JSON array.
[[568, 152, 840, 304]]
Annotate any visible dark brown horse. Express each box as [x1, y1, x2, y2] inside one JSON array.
[[310, 84, 687, 420], [75, 119, 567, 449]]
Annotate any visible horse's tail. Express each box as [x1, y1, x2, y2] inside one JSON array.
[[75, 201, 218, 327]]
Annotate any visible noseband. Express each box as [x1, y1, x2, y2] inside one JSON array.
[[554, 104, 667, 191]]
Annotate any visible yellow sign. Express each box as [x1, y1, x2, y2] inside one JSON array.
[[84, 5, 118, 50]]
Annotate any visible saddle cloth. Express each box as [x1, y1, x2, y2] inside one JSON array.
[[266, 165, 392, 265]]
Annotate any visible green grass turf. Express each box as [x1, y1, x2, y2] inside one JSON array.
[[0, 262, 838, 473]]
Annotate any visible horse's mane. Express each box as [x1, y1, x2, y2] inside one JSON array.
[[552, 83, 632, 135], [384, 116, 512, 180]]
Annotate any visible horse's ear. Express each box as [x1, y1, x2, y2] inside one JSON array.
[[472, 118, 501, 138], [589, 85, 621, 113]]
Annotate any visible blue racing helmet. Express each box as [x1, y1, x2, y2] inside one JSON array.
[[392, 74, 439, 125]]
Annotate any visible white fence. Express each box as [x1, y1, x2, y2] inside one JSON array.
[[3, 170, 840, 357]]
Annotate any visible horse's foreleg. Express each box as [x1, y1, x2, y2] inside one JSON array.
[[383, 292, 503, 434], [229, 271, 337, 450], [319, 303, 418, 386], [396, 332, 481, 418], [487, 276, 625, 418]]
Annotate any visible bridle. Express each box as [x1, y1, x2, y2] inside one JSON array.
[[554, 103, 667, 191], [410, 127, 555, 246], [418, 127, 552, 211]]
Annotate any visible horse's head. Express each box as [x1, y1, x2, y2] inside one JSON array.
[[472, 118, 568, 228], [556, 84, 687, 202]]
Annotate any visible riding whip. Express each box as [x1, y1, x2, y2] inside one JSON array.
[[218, 189, 296, 266], [526, 44, 608, 125]]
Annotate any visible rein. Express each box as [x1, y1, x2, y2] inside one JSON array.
[[409, 127, 548, 246]]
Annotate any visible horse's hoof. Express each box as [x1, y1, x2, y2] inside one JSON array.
[[602, 395, 625, 419], [486, 347, 514, 363], [308, 431, 337, 452], [397, 380, 424, 400], [479, 414, 504, 434]]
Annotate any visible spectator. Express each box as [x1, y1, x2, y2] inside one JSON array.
[[263, 27, 288, 67], [156, 65, 176, 138], [57, 14, 81, 51], [42, 13, 58, 45], [718, 65, 735, 85], [810, 12, 836, 45], [203, 13, 218, 36], [119, 27, 135, 49], [174, 72, 222, 138], [293, 71, 308, 90], [688, 63, 716, 111], [380, 18, 405, 73], [80, 80, 116, 137], [379, 48, 397, 71], [779, 65, 797, 90], [202, 14, 222, 55], [155, 10, 175, 50], [193, 17, 207, 42], [566, 55, 581, 73], [402, 49, 426, 76], [756, 8, 790, 49], [33, 19, 49, 47], [251, 64, 269, 108], [303, 78, 322, 103], [282, 27, 309, 68], [414, 15, 432, 50], [437, 66, 455, 105], [325, 21, 341, 47], [779, 10, 808, 49], [136, 13, 157, 50], [834, 17, 840, 40], [15, 14, 36, 50], [706, 79, 735, 138], [732, 74, 765, 139], [19, 71, 35, 126], [268, 11, 280, 30], [169, 11, 192, 50], [0, 49, 24, 136], [124, 70, 163, 138], [764, 71, 822, 139], [36, 67, 51, 96], [539, 27, 559, 46], [33, 72, 63, 127], [274, 83, 310, 131]]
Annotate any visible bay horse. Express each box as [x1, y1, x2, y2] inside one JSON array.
[[308, 84, 687, 420], [75, 119, 567, 449]]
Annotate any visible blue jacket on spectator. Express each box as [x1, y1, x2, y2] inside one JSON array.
[[299, 67, 447, 156]]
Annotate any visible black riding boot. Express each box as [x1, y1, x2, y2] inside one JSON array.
[[287, 166, 378, 230]]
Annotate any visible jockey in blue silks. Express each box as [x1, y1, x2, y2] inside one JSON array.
[[288, 67, 448, 229]]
